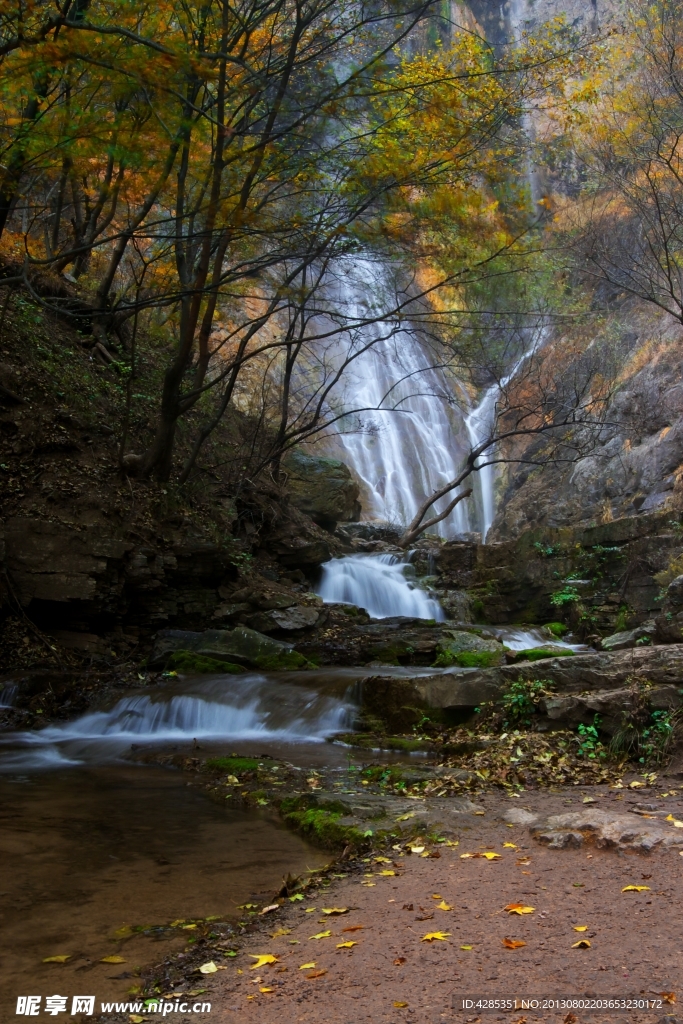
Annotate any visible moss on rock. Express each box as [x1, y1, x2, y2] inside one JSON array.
[[167, 651, 244, 674]]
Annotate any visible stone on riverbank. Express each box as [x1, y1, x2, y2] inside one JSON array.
[[149, 626, 311, 671]]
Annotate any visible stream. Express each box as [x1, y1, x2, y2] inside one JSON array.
[[0, 554, 585, 1014]]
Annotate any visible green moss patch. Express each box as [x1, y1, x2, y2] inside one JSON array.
[[254, 650, 312, 670], [167, 651, 244, 674], [434, 649, 501, 668], [279, 796, 368, 849], [545, 622, 568, 637], [511, 647, 574, 662]]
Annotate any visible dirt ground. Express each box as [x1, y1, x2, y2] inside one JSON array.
[[185, 780, 683, 1024]]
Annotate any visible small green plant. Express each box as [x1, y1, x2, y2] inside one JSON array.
[[611, 707, 678, 764], [550, 584, 580, 607], [499, 678, 551, 727], [576, 716, 605, 759], [533, 542, 560, 557]]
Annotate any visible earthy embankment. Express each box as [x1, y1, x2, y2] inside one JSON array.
[[136, 779, 683, 1024]]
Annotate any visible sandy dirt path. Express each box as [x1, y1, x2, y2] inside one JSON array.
[[200, 784, 683, 1024]]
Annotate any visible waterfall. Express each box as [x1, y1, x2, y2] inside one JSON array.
[[0, 675, 355, 770], [317, 553, 445, 620], [322, 257, 473, 538]]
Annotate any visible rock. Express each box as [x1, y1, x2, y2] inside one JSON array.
[[358, 645, 683, 721], [439, 590, 472, 622], [500, 644, 683, 695], [149, 626, 310, 670], [601, 623, 657, 650], [274, 539, 332, 569], [282, 450, 360, 528], [535, 807, 683, 852], [336, 522, 402, 544], [244, 605, 323, 632], [537, 830, 584, 848], [542, 684, 682, 733], [500, 807, 539, 826], [434, 630, 505, 668], [667, 575, 683, 607]]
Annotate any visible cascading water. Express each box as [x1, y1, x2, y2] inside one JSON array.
[[317, 553, 444, 620], [322, 257, 474, 538], [0, 674, 355, 770]]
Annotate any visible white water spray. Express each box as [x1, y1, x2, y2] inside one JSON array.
[[323, 258, 473, 538], [317, 553, 444, 620]]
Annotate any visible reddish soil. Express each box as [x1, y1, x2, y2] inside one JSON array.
[[203, 784, 683, 1024]]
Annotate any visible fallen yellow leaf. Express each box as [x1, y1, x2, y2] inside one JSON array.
[[321, 908, 348, 915], [573, 926, 588, 932], [502, 938, 526, 949], [460, 944, 473, 950], [305, 908, 317, 913], [249, 954, 279, 969], [306, 969, 328, 979], [482, 852, 502, 860], [409, 846, 425, 854], [503, 843, 518, 849], [394, 1001, 408, 1008], [100, 956, 126, 964], [622, 885, 650, 892], [337, 941, 356, 948], [504, 903, 535, 915], [360, 882, 376, 887], [342, 925, 364, 932], [661, 992, 676, 1005], [199, 962, 218, 974], [374, 856, 392, 863], [572, 939, 591, 948], [460, 853, 475, 859], [431, 894, 442, 899], [396, 812, 415, 822], [43, 956, 71, 964], [443, 840, 459, 847], [379, 870, 396, 876], [259, 987, 274, 993], [421, 932, 450, 942], [270, 928, 292, 938], [309, 931, 332, 940], [130, 1017, 144, 1024], [436, 901, 452, 911], [299, 962, 317, 970]]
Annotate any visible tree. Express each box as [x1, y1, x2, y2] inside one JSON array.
[[573, 0, 683, 324], [396, 330, 617, 546]]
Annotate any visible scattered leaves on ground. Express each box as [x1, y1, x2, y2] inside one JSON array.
[[421, 932, 450, 942], [505, 903, 535, 914]]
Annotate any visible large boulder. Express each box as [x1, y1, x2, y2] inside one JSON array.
[[434, 629, 505, 668], [283, 450, 360, 528], [601, 623, 656, 650], [149, 626, 311, 671]]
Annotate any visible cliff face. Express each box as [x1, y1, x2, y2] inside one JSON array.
[[491, 304, 683, 539]]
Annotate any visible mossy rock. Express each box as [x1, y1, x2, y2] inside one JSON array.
[[279, 796, 368, 849], [508, 646, 575, 662], [255, 649, 312, 670], [433, 630, 505, 668], [545, 621, 568, 637], [167, 651, 244, 674]]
